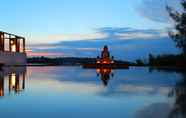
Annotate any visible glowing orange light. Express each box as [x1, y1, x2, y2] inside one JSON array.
[[103, 61, 108, 64], [0, 90, 3, 96], [103, 69, 107, 73]]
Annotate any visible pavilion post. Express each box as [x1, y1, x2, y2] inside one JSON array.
[[0, 32, 5, 51], [9, 35, 11, 52], [16, 37, 20, 52], [23, 38, 25, 53]]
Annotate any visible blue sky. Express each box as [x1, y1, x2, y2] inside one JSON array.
[[0, 0, 181, 59], [1, 0, 169, 40]]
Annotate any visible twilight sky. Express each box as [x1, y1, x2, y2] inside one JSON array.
[[0, 0, 182, 60]]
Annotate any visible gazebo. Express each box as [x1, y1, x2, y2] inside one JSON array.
[[0, 31, 26, 66], [0, 31, 25, 53]]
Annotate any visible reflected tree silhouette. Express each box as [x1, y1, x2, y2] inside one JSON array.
[[169, 72, 186, 118]]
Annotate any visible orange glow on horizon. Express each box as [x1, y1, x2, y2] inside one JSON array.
[[26, 49, 68, 57]]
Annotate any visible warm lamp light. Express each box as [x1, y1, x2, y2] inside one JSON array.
[[96, 69, 100, 73], [11, 45, 16, 52], [103, 61, 107, 64], [97, 61, 100, 64], [10, 40, 14, 44], [0, 90, 3, 96], [103, 69, 108, 73], [11, 73, 16, 88]]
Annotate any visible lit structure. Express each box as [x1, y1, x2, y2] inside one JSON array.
[[9, 72, 25, 93], [0, 31, 26, 66], [83, 45, 129, 69], [0, 31, 25, 53], [0, 67, 26, 97], [96, 45, 114, 64], [96, 68, 114, 86]]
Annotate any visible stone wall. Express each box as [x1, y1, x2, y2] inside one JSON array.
[[0, 51, 26, 66]]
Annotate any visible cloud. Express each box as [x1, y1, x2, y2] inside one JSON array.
[[97, 27, 168, 40], [31, 78, 104, 94], [29, 27, 168, 46], [28, 27, 180, 60], [49, 32, 108, 41], [137, 0, 182, 23], [75, 47, 99, 51], [118, 84, 170, 95], [31, 32, 108, 44]]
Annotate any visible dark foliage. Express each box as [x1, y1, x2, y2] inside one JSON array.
[[148, 54, 185, 67], [27, 56, 131, 66], [167, 0, 186, 56], [135, 59, 146, 66]]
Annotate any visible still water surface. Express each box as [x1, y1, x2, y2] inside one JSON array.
[[0, 66, 184, 118]]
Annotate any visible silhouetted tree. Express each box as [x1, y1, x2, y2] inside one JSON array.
[[167, 0, 186, 56], [149, 53, 155, 66], [136, 59, 144, 66]]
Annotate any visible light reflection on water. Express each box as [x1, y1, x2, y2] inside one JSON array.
[[0, 67, 26, 97], [0, 66, 184, 118]]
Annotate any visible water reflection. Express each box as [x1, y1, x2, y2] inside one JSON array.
[[0, 77, 4, 96], [169, 72, 186, 118], [0, 66, 183, 118], [0, 67, 26, 97], [147, 68, 186, 118], [96, 68, 114, 86]]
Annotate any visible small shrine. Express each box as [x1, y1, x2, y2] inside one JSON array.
[[96, 45, 114, 64], [82, 45, 129, 69]]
